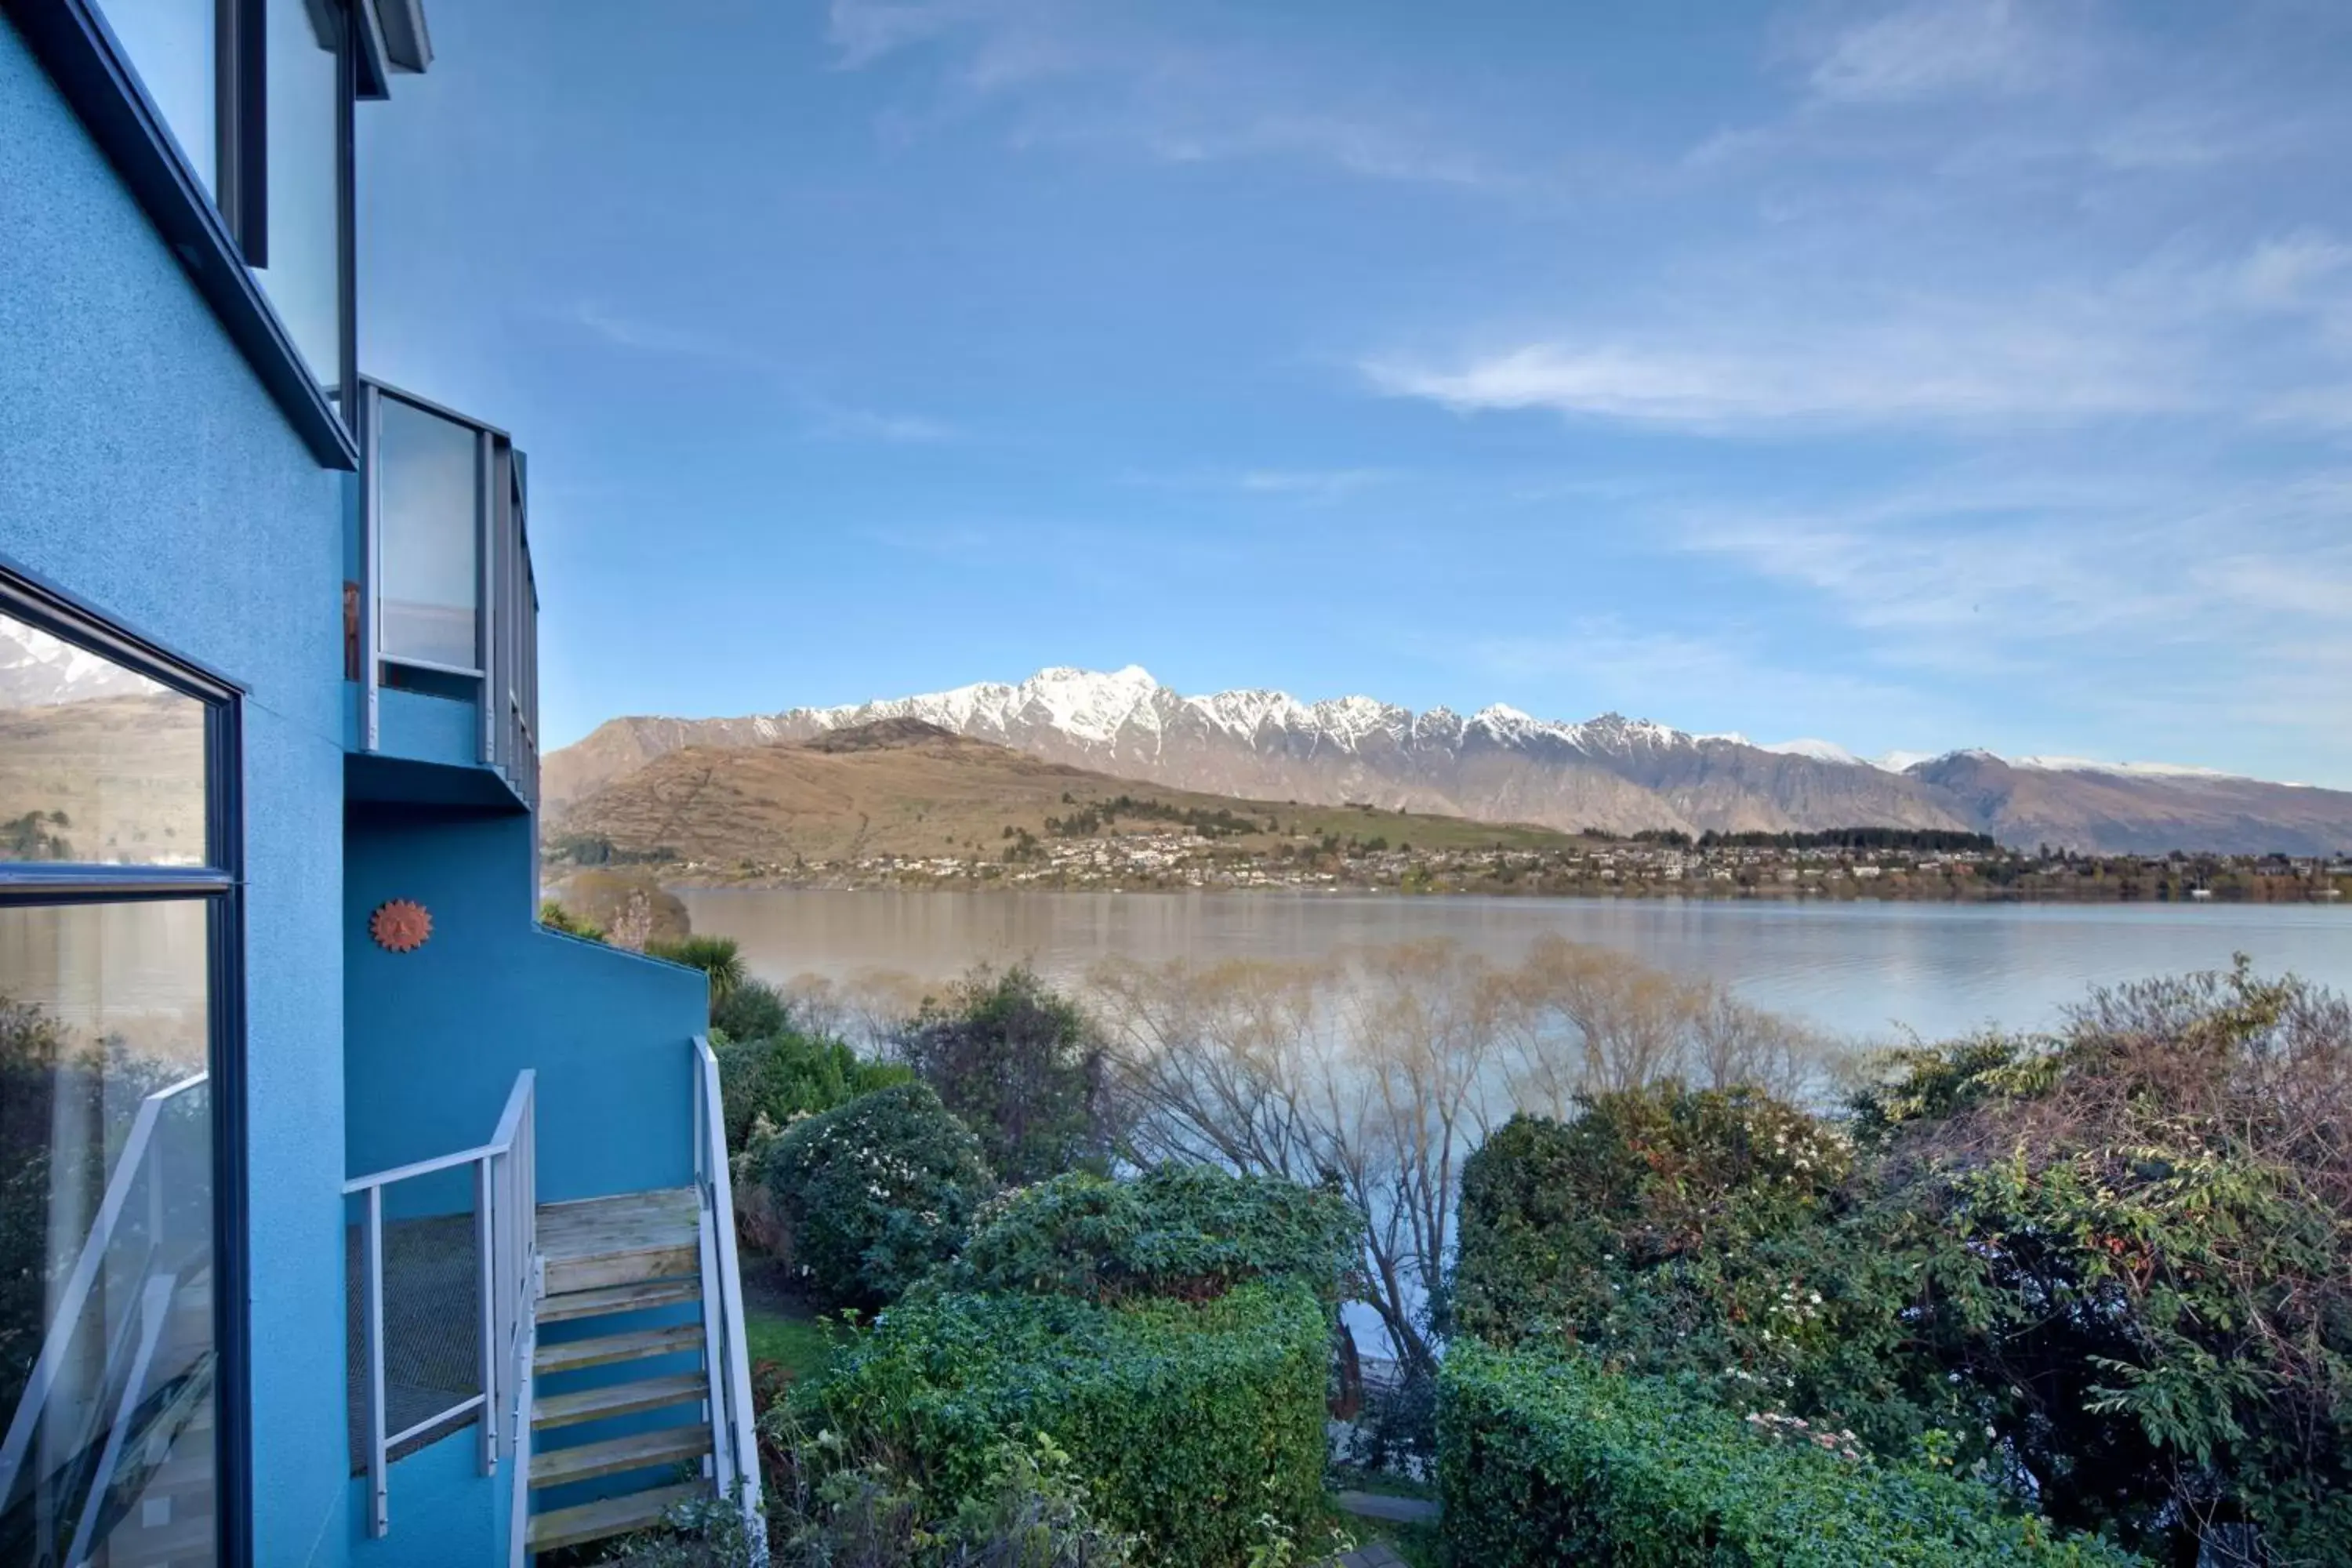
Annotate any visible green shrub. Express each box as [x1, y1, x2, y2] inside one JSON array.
[[1449, 1091, 1955, 1461], [605, 1432, 1136, 1567], [646, 934, 750, 1004], [713, 1022, 910, 1152], [1437, 1343, 2146, 1568], [894, 964, 1113, 1183], [802, 1283, 1328, 1567], [762, 1082, 994, 1310], [941, 1164, 1360, 1305], [1452, 1087, 1852, 1347], [709, 977, 790, 1044], [537, 898, 605, 942]]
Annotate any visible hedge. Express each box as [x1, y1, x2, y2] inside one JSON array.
[[802, 1281, 1328, 1567], [1437, 1343, 2147, 1568], [940, 1164, 1362, 1305]]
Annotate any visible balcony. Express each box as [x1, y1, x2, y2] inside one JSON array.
[[354, 378, 540, 810]]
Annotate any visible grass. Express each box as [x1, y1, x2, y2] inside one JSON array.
[[1329, 1464, 1437, 1501], [743, 1306, 834, 1381], [1386, 1519, 1445, 1567]]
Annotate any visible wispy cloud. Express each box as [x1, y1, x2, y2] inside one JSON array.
[[1800, 0, 2080, 105], [1461, 617, 1929, 734], [826, 0, 1526, 195], [1363, 229, 2352, 432], [804, 401, 960, 444]]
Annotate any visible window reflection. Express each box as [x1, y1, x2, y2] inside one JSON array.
[[0, 613, 208, 868], [377, 396, 482, 670], [255, 0, 346, 394], [89, 0, 218, 195], [0, 902, 215, 1566]]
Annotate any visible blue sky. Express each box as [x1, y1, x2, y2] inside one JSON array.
[[358, 1, 2352, 786]]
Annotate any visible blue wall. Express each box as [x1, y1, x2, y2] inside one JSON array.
[[378, 687, 482, 771], [0, 16, 358, 1564], [344, 807, 706, 1205], [348, 1430, 499, 1568]]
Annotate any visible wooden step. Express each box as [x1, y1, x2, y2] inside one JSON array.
[[529, 1423, 711, 1489], [537, 1276, 701, 1324], [535, 1323, 702, 1376], [534, 1371, 707, 1431], [543, 1243, 699, 1296], [528, 1480, 706, 1553]]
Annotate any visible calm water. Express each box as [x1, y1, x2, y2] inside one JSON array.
[[679, 889, 2352, 1043]]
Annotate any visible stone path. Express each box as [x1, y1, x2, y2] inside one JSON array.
[[1315, 1490, 1441, 1567], [1335, 1490, 1442, 1525]]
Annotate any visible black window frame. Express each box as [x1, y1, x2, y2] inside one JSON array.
[[2, 0, 379, 466], [0, 561, 252, 1568]]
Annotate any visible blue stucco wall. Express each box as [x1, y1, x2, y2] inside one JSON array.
[[344, 808, 705, 1206], [0, 16, 358, 1566], [348, 1431, 498, 1568], [378, 687, 482, 769]]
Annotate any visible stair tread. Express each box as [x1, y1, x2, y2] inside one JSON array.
[[528, 1479, 706, 1552], [535, 1323, 704, 1374], [529, 1422, 711, 1488], [534, 1371, 707, 1429], [537, 1276, 701, 1323], [543, 1243, 702, 1294]]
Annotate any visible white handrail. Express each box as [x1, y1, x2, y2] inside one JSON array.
[[0, 1071, 205, 1503], [347, 1070, 538, 1539], [692, 1036, 764, 1544]]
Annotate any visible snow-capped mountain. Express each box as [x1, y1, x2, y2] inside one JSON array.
[[542, 666, 2352, 855], [0, 619, 158, 706]]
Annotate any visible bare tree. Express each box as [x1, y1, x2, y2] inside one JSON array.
[[1091, 938, 1829, 1373], [1094, 946, 1502, 1374]]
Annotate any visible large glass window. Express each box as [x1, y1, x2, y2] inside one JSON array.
[[376, 394, 483, 671], [88, 0, 218, 195], [256, 0, 346, 395], [80, 0, 356, 420], [0, 612, 209, 866], [0, 584, 237, 1568]]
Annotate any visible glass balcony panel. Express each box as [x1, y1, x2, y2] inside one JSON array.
[[0, 901, 216, 1566], [89, 0, 217, 196], [0, 612, 209, 868], [377, 396, 481, 671], [255, 0, 345, 394]]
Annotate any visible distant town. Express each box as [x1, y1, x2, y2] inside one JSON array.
[[622, 826, 2352, 903]]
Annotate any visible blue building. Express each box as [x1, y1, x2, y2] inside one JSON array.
[[0, 2, 760, 1562]]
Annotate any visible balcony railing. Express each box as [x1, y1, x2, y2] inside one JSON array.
[[343, 1071, 539, 1540], [358, 378, 542, 808]]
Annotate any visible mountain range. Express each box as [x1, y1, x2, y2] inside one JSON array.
[[544, 666, 2352, 856]]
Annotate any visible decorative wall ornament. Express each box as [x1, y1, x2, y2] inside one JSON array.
[[369, 898, 432, 953]]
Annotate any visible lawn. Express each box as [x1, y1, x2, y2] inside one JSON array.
[[744, 1306, 833, 1381], [738, 1250, 838, 1383]]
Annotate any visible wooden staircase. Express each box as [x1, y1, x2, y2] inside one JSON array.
[[524, 1187, 724, 1555]]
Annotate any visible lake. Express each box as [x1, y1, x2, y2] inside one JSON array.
[[677, 889, 2352, 1043]]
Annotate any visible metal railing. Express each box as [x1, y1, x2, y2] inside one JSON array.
[[344, 1070, 539, 1540], [691, 1037, 764, 1539], [0, 1073, 209, 1560]]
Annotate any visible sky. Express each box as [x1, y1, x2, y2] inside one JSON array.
[[357, 0, 2352, 786]]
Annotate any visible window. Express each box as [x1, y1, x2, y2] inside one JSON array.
[[0, 580, 243, 1568], [85, 0, 218, 194], [81, 0, 356, 408], [258, 0, 347, 396], [375, 392, 483, 672]]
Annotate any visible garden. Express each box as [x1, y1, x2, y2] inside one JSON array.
[[547, 912, 2352, 1568]]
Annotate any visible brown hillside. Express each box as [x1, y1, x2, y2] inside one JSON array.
[[548, 720, 1582, 870]]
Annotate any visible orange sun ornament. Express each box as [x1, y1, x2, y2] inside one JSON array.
[[369, 899, 432, 953]]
